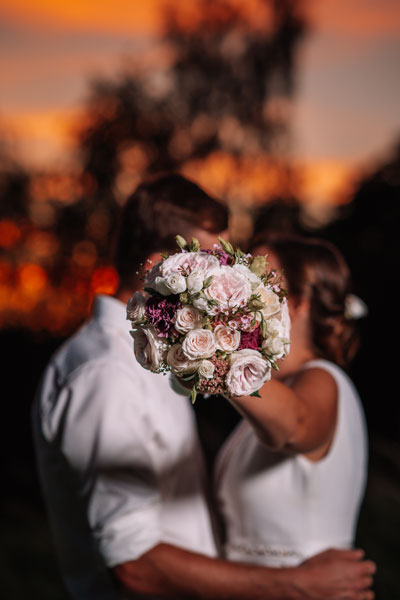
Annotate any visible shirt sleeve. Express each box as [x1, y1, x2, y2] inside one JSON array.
[[57, 360, 163, 567]]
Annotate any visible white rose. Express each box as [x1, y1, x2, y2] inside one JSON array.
[[164, 272, 187, 294], [214, 324, 241, 352], [187, 272, 204, 293], [127, 292, 147, 325], [155, 276, 171, 296], [255, 284, 281, 320], [192, 295, 209, 312], [182, 328, 216, 360], [198, 360, 215, 379], [131, 326, 167, 372], [204, 265, 252, 312], [262, 335, 286, 359], [167, 343, 200, 375], [175, 305, 203, 333], [226, 349, 271, 396], [265, 317, 285, 338]]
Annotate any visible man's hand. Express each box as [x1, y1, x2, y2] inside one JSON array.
[[292, 548, 376, 600]]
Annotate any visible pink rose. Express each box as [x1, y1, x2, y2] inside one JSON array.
[[167, 343, 200, 375], [175, 305, 203, 333], [204, 266, 251, 312], [161, 252, 219, 278], [226, 349, 271, 396], [182, 328, 216, 360], [214, 324, 241, 352], [130, 325, 168, 372]]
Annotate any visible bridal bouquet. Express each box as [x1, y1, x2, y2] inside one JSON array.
[[127, 236, 290, 402]]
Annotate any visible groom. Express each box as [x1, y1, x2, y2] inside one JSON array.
[[33, 174, 375, 600]]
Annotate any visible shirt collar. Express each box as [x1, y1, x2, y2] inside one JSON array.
[[92, 294, 129, 331]]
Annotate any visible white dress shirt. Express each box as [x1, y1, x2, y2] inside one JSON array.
[[33, 295, 217, 600]]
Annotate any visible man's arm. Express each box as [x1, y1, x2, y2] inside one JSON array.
[[113, 543, 375, 600]]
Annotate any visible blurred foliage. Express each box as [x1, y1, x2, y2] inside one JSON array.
[[78, 0, 306, 219]]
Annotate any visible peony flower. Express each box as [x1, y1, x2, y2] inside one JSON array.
[[214, 324, 241, 352], [127, 292, 147, 325], [161, 251, 219, 279], [130, 326, 167, 372], [167, 343, 199, 375], [226, 349, 271, 396], [175, 305, 203, 333], [182, 328, 216, 360], [187, 272, 204, 294], [198, 360, 215, 379], [204, 266, 252, 312]]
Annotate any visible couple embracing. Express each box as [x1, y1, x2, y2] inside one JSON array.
[[33, 174, 375, 599]]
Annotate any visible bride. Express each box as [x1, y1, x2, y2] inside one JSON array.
[[215, 235, 368, 567]]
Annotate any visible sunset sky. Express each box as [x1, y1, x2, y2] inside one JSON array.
[[1, 0, 399, 204]]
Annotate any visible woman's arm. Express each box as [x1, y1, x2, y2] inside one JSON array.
[[230, 367, 338, 455]]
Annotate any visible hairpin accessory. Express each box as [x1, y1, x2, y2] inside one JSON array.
[[345, 294, 368, 320]]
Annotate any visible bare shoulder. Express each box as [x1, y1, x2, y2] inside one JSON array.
[[291, 365, 338, 418], [289, 365, 339, 455], [291, 360, 338, 399]]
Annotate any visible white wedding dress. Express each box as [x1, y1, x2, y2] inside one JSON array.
[[215, 359, 368, 567]]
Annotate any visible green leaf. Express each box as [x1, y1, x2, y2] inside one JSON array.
[[218, 237, 235, 255], [270, 361, 279, 371], [202, 275, 214, 289], [176, 235, 189, 250], [190, 237, 201, 252], [207, 298, 218, 306], [250, 313, 257, 328], [179, 292, 189, 303], [259, 312, 267, 338], [191, 384, 198, 404], [161, 252, 169, 260], [250, 390, 261, 398]]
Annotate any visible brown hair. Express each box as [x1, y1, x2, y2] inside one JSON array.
[[251, 235, 359, 369], [114, 174, 228, 288]]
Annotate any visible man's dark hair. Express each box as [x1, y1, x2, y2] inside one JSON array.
[[114, 174, 228, 288]]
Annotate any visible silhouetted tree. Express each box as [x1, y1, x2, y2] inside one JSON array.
[[77, 0, 307, 233]]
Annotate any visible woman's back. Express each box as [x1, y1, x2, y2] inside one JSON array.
[[215, 359, 368, 567]]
